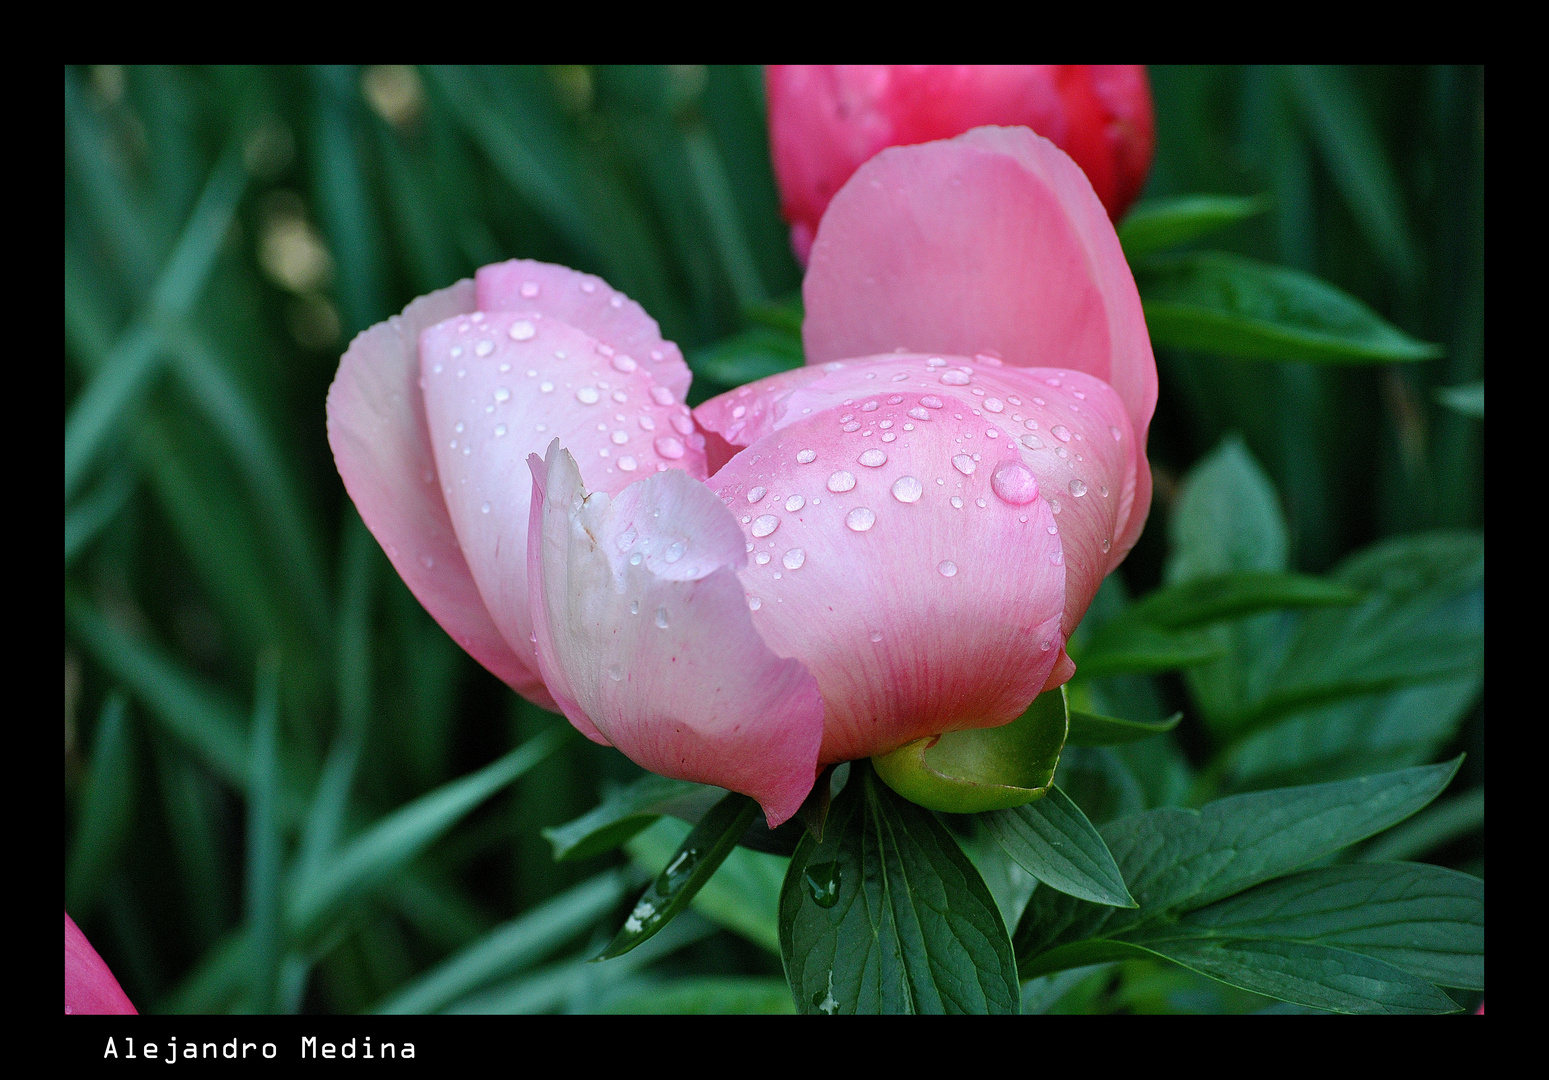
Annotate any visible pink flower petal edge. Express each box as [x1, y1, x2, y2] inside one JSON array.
[[66, 913, 135, 1015], [800, 127, 1155, 564], [527, 441, 825, 825], [327, 280, 553, 706]]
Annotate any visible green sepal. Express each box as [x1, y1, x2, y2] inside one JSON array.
[[871, 686, 1068, 813]]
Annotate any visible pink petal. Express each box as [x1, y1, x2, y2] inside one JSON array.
[[800, 127, 1155, 562], [327, 281, 552, 706], [698, 355, 1134, 645], [707, 393, 1068, 765], [526, 443, 824, 826], [477, 260, 691, 404], [419, 311, 705, 741], [65, 913, 135, 1015]]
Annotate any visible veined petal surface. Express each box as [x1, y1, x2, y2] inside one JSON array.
[[707, 397, 1068, 765], [527, 444, 824, 825], [477, 260, 691, 403], [326, 280, 549, 703], [419, 311, 705, 710]]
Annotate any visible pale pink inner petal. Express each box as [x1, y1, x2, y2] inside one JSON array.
[[476, 260, 691, 404], [698, 355, 1134, 641], [419, 311, 706, 725], [326, 280, 553, 706], [708, 402, 1068, 765], [692, 360, 848, 453], [527, 445, 825, 826], [801, 128, 1155, 472]]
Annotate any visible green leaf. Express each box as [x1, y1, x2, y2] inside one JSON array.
[[872, 686, 1068, 813], [66, 694, 135, 919], [1361, 788, 1484, 864], [1067, 710, 1182, 746], [689, 325, 803, 389], [64, 464, 136, 565], [1073, 621, 1225, 678], [244, 654, 283, 1014], [286, 731, 563, 945], [1137, 252, 1442, 364], [1134, 936, 1458, 1014], [1124, 571, 1361, 631], [544, 774, 723, 862], [780, 762, 1020, 1014], [64, 142, 248, 500], [1436, 381, 1483, 418], [600, 792, 759, 959], [1169, 862, 1483, 990], [1118, 194, 1268, 260], [1223, 532, 1483, 734], [1052, 747, 1146, 828], [624, 816, 787, 954], [983, 785, 1135, 908], [602, 977, 796, 1014], [375, 869, 636, 1014], [1015, 758, 1462, 978]]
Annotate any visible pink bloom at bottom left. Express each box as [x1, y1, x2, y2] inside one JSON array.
[[66, 912, 136, 1014]]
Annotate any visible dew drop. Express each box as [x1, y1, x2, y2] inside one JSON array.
[[1050, 550, 1064, 565], [783, 548, 806, 570], [454, 422, 465, 433], [608, 664, 623, 681], [1100, 485, 1109, 498], [1102, 538, 1112, 553], [984, 398, 1004, 413], [540, 381, 555, 393], [618, 455, 637, 471], [950, 496, 964, 508], [748, 596, 762, 611], [1050, 498, 1062, 514], [1052, 424, 1071, 442], [796, 449, 817, 464], [1021, 434, 1044, 450], [612, 354, 637, 373], [861, 400, 879, 412], [1070, 479, 1088, 497], [869, 630, 883, 642], [755, 551, 770, 565], [630, 552, 643, 565], [494, 424, 507, 437], [940, 370, 971, 385], [891, 476, 923, 503], [845, 507, 876, 532], [494, 387, 511, 403], [480, 501, 491, 514], [651, 386, 675, 406], [747, 486, 767, 503], [432, 363, 444, 374], [508, 320, 536, 341], [521, 281, 539, 298], [859, 449, 887, 468], [655, 607, 669, 628], [475, 339, 494, 357], [785, 494, 806, 512], [952, 454, 976, 476], [937, 560, 958, 577], [908, 407, 930, 421], [654, 436, 686, 459], [921, 395, 944, 409], [827, 471, 856, 493], [419, 553, 435, 569], [991, 461, 1040, 505], [750, 514, 779, 538], [576, 386, 601, 405]]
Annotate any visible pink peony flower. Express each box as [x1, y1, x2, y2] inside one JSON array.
[[329, 128, 1153, 828], [65, 912, 136, 1014], [767, 65, 1154, 263]]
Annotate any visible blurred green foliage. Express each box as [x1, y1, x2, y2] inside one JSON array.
[[64, 65, 1482, 1014]]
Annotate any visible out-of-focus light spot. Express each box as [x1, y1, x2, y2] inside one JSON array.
[[361, 65, 424, 127], [286, 294, 341, 350], [259, 192, 334, 294]]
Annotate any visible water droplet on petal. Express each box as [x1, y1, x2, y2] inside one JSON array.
[[508, 320, 536, 341], [1102, 538, 1112, 553], [937, 560, 958, 577], [891, 476, 923, 503], [651, 386, 675, 406], [655, 607, 669, 628], [921, 395, 944, 409], [845, 507, 876, 531], [419, 554, 435, 569], [474, 340, 494, 357], [983, 398, 1004, 413], [950, 496, 964, 508], [785, 495, 805, 512], [952, 454, 976, 476], [859, 449, 887, 468], [747, 486, 767, 503], [654, 436, 686, 459], [861, 400, 879, 412], [611, 430, 629, 445], [630, 552, 643, 565], [576, 386, 601, 405], [1050, 550, 1063, 565], [612, 354, 637, 373], [869, 630, 883, 642], [540, 381, 555, 393], [940, 370, 970, 385], [992, 461, 1040, 504], [494, 424, 507, 437], [480, 501, 491, 514], [1050, 498, 1062, 514], [828, 471, 856, 493], [783, 548, 806, 570], [618, 455, 637, 471], [1021, 434, 1044, 450], [1052, 424, 1071, 442], [748, 596, 762, 611], [755, 551, 770, 565], [751, 514, 779, 538]]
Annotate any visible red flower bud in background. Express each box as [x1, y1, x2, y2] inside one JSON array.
[[65, 912, 136, 1015], [768, 65, 1155, 263]]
